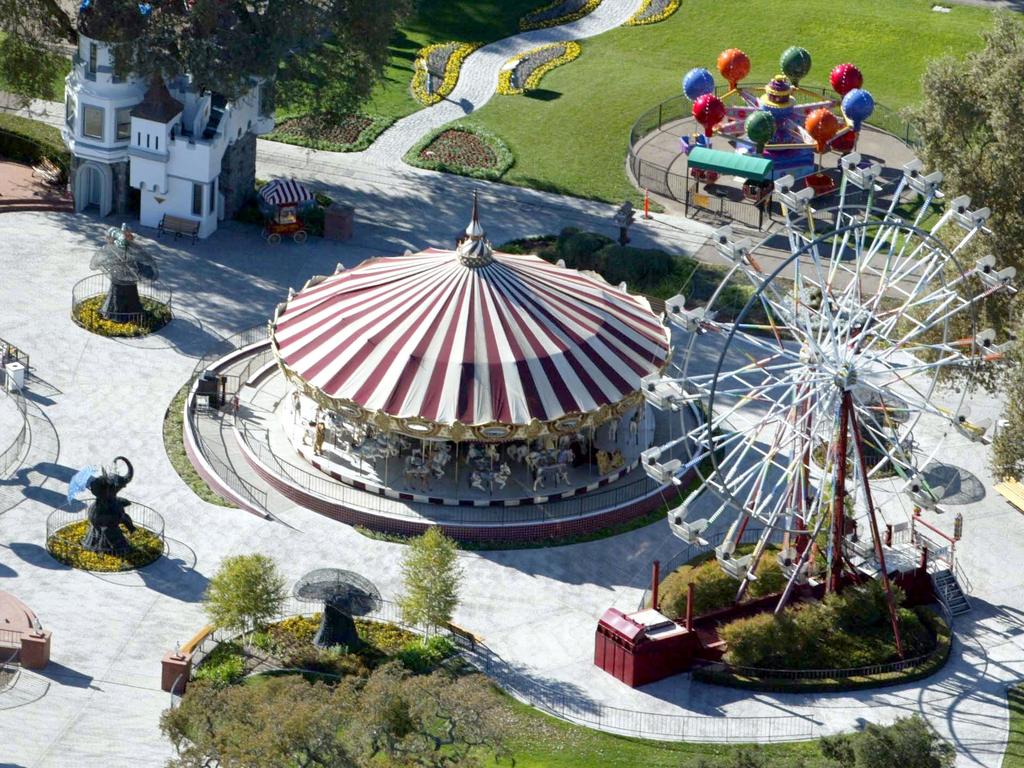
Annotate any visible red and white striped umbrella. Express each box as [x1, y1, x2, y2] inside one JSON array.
[[259, 178, 314, 206], [272, 248, 670, 429]]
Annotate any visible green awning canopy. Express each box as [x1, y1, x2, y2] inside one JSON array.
[[687, 147, 774, 182]]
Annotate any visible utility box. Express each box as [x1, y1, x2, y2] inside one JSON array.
[[4, 362, 25, 392], [324, 204, 354, 241], [594, 608, 698, 687]]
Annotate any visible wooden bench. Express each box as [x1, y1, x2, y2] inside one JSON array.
[[158, 214, 200, 243], [995, 478, 1024, 513], [31, 157, 62, 186], [445, 622, 483, 648]]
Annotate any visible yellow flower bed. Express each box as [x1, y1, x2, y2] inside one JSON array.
[[497, 41, 582, 96], [47, 520, 163, 572], [625, 0, 681, 26], [73, 295, 172, 338], [519, 0, 602, 31], [412, 42, 481, 106]]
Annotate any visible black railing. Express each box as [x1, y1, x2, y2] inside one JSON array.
[[71, 273, 173, 328], [627, 89, 920, 220], [0, 387, 27, 479]]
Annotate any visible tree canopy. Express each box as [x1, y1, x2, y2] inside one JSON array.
[[0, 0, 410, 108], [204, 553, 287, 639], [399, 527, 463, 631]]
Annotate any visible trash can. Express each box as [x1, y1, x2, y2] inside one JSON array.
[[4, 361, 25, 392], [324, 204, 354, 241]]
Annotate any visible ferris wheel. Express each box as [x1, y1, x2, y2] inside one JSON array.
[[641, 153, 1016, 639]]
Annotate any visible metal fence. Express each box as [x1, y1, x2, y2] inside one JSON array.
[[45, 502, 165, 547], [239, 420, 669, 526], [0, 629, 21, 650], [468, 643, 813, 742], [70, 273, 173, 327], [627, 89, 920, 219], [0, 386, 27, 479]]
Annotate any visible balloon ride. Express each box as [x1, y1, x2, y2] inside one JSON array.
[[681, 46, 875, 195]]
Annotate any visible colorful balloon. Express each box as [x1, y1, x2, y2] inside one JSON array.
[[780, 46, 812, 85], [805, 107, 840, 153], [683, 68, 716, 102], [717, 48, 750, 91], [745, 111, 776, 153], [830, 63, 863, 96], [693, 93, 726, 138], [841, 88, 875, 131]]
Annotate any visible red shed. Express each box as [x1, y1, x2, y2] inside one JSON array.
[[594, 608, 701, 687]]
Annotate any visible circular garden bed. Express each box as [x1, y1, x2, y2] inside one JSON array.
[[46, 519, 164, 571], [72, 295, 172, 338], [266, 114, 392, 153], [405, 126, 513, 180]]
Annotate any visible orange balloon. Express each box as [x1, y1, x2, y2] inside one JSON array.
[[805, 108, 840, 153], [717, 48, 750, 90]]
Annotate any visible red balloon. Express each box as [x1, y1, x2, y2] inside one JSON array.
[[829, 63, 863, 96], [717, 48, 751, 90], [831, 130, 857, 153], [693, 94, 726, 138], [805, 108, 840, 153]]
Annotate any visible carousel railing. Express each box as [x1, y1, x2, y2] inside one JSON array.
[[238, 421, 673, 526]]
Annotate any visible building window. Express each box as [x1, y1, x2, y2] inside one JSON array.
[[88, 43, 98, 74], [82, 105, 104, 140], [192, 183, 203, 216], [136, 131, 141, 146], [115, 108, 131, 140], [209, 178, 217, 214], [155, 136, 159, 151], [146, 134, 150, 149], [66, 95, 75, 132]]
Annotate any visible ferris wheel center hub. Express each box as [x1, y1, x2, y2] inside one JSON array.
[[833, 365, 857, 390]]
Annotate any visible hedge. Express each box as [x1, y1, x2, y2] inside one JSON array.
[[0, 113, 69, 171], [403, 124, 514, 180]]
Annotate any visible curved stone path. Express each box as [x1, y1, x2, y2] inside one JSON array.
[[362, 0, 646, 164]]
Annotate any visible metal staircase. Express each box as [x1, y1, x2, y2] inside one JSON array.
[[932, 568, 971, 616]]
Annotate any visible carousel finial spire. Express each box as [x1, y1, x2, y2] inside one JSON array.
[[457, 192, 493, 267]]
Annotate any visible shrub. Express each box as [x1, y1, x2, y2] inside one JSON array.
[[591, 244, 676, 288], [854, 715, 955, 768], [659, 547, 785, 619], [397, 636, 457, 674], [193, 641, 246, 685], [72, 296, 172, 338], [555, 227, 613, 271], [0, 113, 68, 172], [301, 205, 325, 237], [46, 520, 163, 572], [356, 619, 417, 655]]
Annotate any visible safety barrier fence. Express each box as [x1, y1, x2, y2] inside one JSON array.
[[0, 386, 27, 478], [70, 273, 173, 328], [44, 502, 165, 546], [239, 420, 672, 525], [627, 90, 919, 218]]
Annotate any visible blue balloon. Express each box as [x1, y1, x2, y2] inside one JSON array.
[[842, 88, 875, 131], [683, 68, 716, 102]]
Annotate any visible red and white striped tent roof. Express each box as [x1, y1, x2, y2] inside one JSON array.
[[259, 178, 314, 206], [272, 247, 670, 434]]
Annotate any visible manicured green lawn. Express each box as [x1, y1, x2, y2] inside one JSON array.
[[495, 691, 831, 767], [1005, 684, 1024, 768], [278, 0, 541, 124], [457, 0, 995, 203]]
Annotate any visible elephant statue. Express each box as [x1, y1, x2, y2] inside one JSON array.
[[81, 457, 136, 554]]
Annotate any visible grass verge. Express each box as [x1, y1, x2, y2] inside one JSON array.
[[457, 0, 996, 203], [162, 381, 233, 508]]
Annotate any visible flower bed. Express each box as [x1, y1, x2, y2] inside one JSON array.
[[498, 42, 582, 95], [46, 520, 163, 572], [73, 295, 171, 337], [412, 42, 480, 106], [405, 125, 514, 180], [519, 0, 602, 30], [625, 0, 681, 26], [265, 114, 393, 153]]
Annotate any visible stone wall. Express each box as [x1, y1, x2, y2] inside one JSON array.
[[111, 160, 130, 214], [218, 132, 256, 220]]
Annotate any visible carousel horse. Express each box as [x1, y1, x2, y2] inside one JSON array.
[[533, 462, 568, 492], [506, 443, 529, 464]]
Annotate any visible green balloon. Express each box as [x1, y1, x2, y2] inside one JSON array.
[[780, 46, 812, 84], [745, 111, 776, 149]]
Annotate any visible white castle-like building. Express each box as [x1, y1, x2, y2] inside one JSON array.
[[62, 17, 273, 238]]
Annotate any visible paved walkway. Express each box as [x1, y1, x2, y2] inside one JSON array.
[[362, 0, 644, 162]]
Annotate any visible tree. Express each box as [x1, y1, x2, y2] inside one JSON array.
[[992, 338, 1024, 479], [0, 0, 410, 108], [204, 553, 287, 640], [161, 676, 359, 768], [399, 527, 463, 631], [853, 716, 955, 768]]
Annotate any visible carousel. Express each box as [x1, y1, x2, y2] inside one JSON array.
[[268, 197, 673, 504]]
